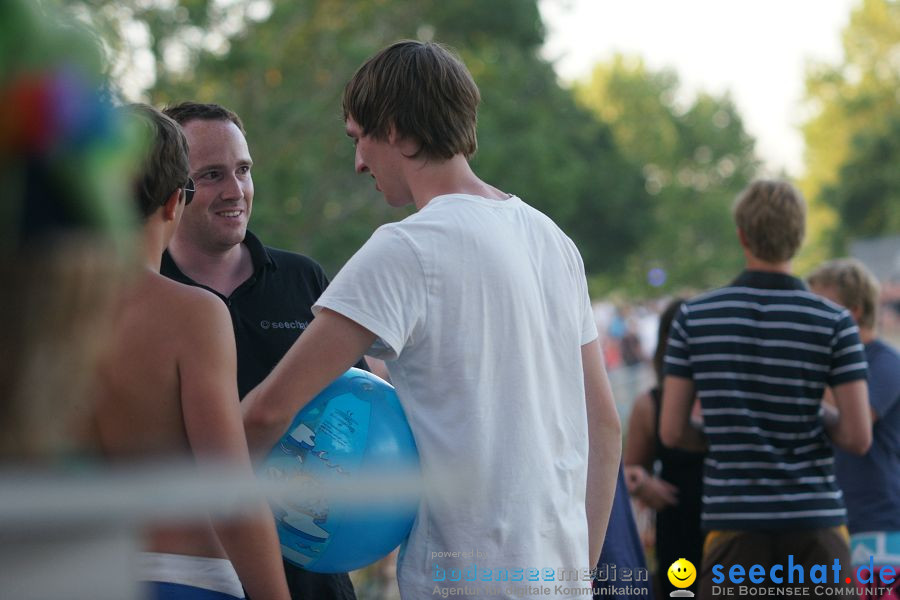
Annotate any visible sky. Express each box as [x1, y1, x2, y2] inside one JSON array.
[[538, 0, 858, 176]]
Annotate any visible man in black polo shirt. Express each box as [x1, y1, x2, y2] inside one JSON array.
[[160, 102, 358, 600], [659, 179, 871, 598]]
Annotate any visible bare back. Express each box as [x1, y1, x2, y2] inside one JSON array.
[[94, 270, 243, 558]]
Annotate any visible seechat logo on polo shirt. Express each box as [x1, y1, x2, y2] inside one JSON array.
[[259, 319, 308, 331]]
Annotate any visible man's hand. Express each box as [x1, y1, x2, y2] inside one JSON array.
[[625, 465, 679, 511], [242, 309, 376, 457]]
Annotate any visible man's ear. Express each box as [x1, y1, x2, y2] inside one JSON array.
[[389, 124, 423, 158], [387, 123, 400, 145], [162, 188, 182, 222], [737, 227, 749, 249]]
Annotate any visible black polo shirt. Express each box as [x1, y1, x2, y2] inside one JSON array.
[[161, 231, 332, 397]]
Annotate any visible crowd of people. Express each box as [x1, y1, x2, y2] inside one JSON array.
[[4, 2, 899, 599], [608, 185, 900, 599]]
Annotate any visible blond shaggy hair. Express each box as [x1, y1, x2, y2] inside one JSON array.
[[807, 258, 880, 330], [733, 179, 806, 263]]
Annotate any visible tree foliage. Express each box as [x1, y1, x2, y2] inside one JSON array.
[[800, 0, 900, 258], [73, 0, 647, 281], [574, 55, 759, 295], [819, 113, 900, 252]]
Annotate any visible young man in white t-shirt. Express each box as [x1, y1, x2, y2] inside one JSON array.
[[243, 40, 621, 599]]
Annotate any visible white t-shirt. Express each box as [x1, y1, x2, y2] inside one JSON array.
[[315, 194, 598, 598]]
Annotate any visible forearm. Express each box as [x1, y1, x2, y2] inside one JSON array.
[[822, 382, 872, 455], [825, 420, 869, 455], [821, 402, 839, 433], [660, 376, 705, 451], [243, 310, 376, 457], [673, 418, 708, 452], [581, 340, 622, 565], [214, 503, 289, 600], [242, 382, 301, 460], [586, 424, 621, 565], [241, 353, 346, 457]]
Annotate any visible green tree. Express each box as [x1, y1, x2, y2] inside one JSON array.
[[819, 113, 900, 252], [463, 36, 648, 279], [75, 0, 647, 281], [800, 0, 900, 260], [575, 55, 759, 295]]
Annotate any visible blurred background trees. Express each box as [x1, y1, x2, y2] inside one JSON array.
[[68, 0, 898, 297], [53, 1, 900, 595], [574, 55, 759, 295], [74, 0, 654, 290], [800, 0, 900, 261]]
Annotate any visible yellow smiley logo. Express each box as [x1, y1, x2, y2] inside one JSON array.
[[667, 558, 697, 588]]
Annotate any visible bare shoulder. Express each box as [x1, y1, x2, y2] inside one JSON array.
[[93, 272, 235, 461], [149, 273, 231, 331]]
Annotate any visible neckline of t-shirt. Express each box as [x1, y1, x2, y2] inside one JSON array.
[[427, 193, 521, 208]]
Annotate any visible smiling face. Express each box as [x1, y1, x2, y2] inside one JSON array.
[[667, 558, 697, 589], [175, 118, 254, 253]]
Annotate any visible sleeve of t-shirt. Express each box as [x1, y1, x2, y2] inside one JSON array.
[[573, 244, 598, 345], [663, 303, 692, 379], [313, 225, 425, 361], [827, 310, 868, 386], [302, 257, 369, 372]]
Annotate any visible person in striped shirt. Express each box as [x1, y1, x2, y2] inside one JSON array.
[[659, 179, 872, 598]]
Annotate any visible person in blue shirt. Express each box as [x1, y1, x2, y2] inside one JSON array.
[[808, 258, 900, 600]]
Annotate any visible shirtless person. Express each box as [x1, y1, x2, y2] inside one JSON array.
[[92, 104, 289, 600]]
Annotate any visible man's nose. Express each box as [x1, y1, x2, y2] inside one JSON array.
[[355, 148, 368, 174], [221, 172, 244, 199]]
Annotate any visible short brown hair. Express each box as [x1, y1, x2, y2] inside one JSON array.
[[126, 103, 189, 219], [163, 101, 245, 134], [733, 179, 806, 262], [342, 40, 480, 161], [807, 258, 880, 329]]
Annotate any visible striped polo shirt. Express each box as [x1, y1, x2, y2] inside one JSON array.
[[664, 270, 868, 531]]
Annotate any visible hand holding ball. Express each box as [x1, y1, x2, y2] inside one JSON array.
[[262, 368, 420, 573]]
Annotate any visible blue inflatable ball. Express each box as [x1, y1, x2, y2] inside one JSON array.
[[262, 368, 420, 573]]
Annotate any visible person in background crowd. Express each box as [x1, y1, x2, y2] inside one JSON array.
[[624, 298, 704, 598], [808, 258, 900, 600], [660, 179, 871, 598]]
